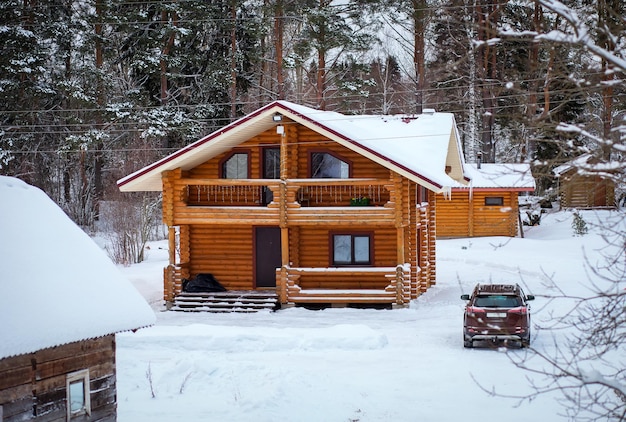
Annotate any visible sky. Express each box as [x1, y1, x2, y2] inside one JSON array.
[[115, 207, 626, 422]]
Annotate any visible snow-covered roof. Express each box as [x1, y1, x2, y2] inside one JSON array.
[[451, 163, 535, 191], [118, 100, 467, 193], [553, 153, 591, 176], [0, 176, 156, 360]]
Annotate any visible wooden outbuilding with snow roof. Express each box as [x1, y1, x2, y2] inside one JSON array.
[[0, 176, 155, 422], [436, 163, 536, 238], [553, 154, 616, 209], [118, 101, 468, 309]]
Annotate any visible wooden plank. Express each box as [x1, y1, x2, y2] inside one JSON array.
[[0, 383, 32, 404], [0, 366, 33, 391]]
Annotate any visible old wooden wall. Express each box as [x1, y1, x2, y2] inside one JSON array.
[[0, 335, 117, 422], [559, 172, 615, 208]]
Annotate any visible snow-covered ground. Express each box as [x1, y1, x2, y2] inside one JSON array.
[[116, 209, 625, 422]]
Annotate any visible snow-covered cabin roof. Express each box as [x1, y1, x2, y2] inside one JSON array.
[[117, 100, 467, 193], [450, 163, 535, 191], [553, 153, 591, 177], [0, 176, 156, 360]]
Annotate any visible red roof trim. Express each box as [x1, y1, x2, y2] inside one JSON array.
[[117, 102, 279, 188], [119, 101, 445, 190], [450, 187, 535, 192], [273, 103, 444, 190]]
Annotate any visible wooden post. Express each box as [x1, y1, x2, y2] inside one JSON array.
[[168, 226, 176, 266], [279, 120, 290, 291], [468, 191, 474, 237]]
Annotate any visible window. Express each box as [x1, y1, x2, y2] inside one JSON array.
[[263, 148, 280, 179], [484, 196, 504, 206], [311, 152, 350, 178], [262, 148, 280, 205], [66, 369, 90, 420], [221, 152, 249, 179], [332, 233, 371, 265]]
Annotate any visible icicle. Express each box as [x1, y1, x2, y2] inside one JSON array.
[[442, 186, 452, 200]]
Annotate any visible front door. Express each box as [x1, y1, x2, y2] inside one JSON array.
[[254, 226, 281, 288]]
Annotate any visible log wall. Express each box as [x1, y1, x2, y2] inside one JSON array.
[[295, 226, 398, 290], [187, 225, 254, 290], [436, 190, 520, 237], [559, 172, 615, 208], [0, 335, 117, 422]]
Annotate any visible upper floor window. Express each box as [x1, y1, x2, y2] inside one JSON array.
[[332, 233, 371, 266], [484, 196, 504, 206], [221, 151, 249, 179], [310, 151, 350, 178]]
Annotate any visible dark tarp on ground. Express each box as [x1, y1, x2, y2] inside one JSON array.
[[182, 273, 226, 293]]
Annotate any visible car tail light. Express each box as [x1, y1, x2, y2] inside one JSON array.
[[508, 306, 527, 315], [467, 306, 485, 317]]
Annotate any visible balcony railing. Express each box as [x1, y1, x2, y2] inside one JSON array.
[[181, 178, 391, 207], [276, 264, 412, 305]]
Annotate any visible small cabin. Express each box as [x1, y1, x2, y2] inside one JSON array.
[[0, 177, 155, 422], [436, 163, 535, 238], [118, 101, 468, 309], [554, 154, 616, 209]]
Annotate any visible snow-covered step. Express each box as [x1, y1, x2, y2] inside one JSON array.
[[171, 291, 279, 313]]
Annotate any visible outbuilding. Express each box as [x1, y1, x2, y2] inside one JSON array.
[[553, 154, 616, 209], [436, 163, 535, 237], [0, 176, 155, 421]]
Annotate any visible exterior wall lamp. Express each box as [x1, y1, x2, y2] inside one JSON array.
[[272, 113, 283, 122]]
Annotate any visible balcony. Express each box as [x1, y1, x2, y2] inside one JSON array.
[[174, 178, 396, 226]]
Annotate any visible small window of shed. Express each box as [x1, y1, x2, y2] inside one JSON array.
[[484, 196, 504, 206], [66, 369, 90, 420]]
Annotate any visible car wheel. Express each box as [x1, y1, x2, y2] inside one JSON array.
[[463, 338, 473, 348]]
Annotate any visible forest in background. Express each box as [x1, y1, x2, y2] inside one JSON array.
[[0, 0, 624, 230]]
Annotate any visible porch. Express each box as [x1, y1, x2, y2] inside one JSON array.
[[164, 264, 413, 310]]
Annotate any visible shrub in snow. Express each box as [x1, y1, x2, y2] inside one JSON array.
[[571, 211, 588, 236]]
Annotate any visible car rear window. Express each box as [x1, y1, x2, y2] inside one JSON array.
[[474, 295, 521, 308]]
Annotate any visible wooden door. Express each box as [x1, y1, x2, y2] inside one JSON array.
[[254, 226, 281, 288]]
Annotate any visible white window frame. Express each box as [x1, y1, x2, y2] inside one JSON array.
[[66, 369, 91, 420]]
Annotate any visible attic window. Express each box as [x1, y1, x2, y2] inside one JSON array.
[[484, 196, 504, 206], [310, 151, 350, 178], [221, 151, 250, 179], [66, 369, 91, 420]]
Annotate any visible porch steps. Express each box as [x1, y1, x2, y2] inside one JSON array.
[[170, 291, 279, 313]]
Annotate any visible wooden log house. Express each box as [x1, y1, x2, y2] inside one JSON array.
[[436, 163, 536, 238], [118, 101, 468, 308], [553, 154, 616, 209], [0, 177, 155, 422]]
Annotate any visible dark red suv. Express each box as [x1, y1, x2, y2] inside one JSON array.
[[461, 284, 535, 348]]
